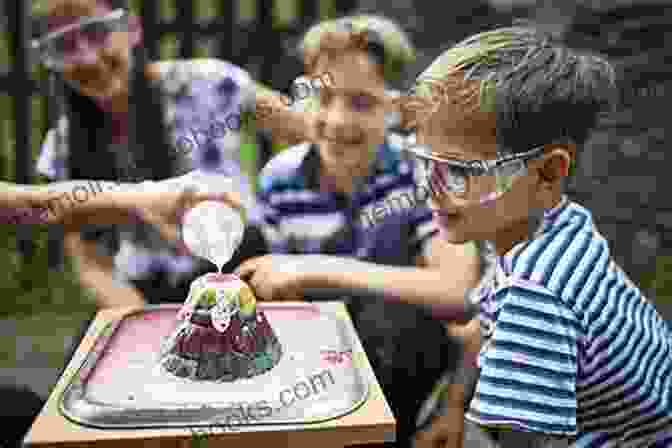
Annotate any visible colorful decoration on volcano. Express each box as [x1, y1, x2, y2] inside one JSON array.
[[160, 273, 283, 382]]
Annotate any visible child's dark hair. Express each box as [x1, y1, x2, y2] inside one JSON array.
[[404, 25, 617, 154]]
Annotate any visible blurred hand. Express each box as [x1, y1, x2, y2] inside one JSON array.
[[136, 187, 243, 246], [235, 255, 316, 301], [413, 414, 459, 448]]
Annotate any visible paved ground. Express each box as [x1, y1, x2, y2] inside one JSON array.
[[0, 315, 80, 398]]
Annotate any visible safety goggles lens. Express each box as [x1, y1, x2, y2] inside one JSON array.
[[406, 144, 543, 204], [417, 159, 468, 196], [32, 9, 126, 69]]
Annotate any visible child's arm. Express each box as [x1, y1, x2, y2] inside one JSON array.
[[236, 249, 480, 323], [414, 319, 482, 448], [413, 383, 467, 448], [463, 284, 580, 447], [0, 180, 241, 239]]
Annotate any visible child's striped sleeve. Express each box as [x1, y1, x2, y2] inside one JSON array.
[[466, 284, 581, 437]]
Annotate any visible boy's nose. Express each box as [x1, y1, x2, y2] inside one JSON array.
[[322, 101, 350, 129], [429, 196, 459, 214], [72, 44, 100, 66], [320, 102, 361, 141]]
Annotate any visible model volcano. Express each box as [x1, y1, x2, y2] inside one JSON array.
[[159, 273, 282, 381]]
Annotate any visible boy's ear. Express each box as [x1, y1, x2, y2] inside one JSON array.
[[537, 148, 572, 183]]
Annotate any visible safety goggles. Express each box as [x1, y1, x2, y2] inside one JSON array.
[[31, 9, 127, 70], [405, 143, 547, 204]]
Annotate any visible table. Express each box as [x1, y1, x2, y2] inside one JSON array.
[[24, 302, 395, 448]]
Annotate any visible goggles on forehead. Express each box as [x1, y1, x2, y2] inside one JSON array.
[[405, 143, 547, 204], [31, 9, 127, 70]]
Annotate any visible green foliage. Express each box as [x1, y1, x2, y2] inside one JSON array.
[[645, 256, 672, 306], [0, 84, 94, 317], [0, 224, 96, 318]]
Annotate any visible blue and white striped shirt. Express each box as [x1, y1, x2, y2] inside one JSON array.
[[467, 195, 672, 447], [253, 136, 437, 259]]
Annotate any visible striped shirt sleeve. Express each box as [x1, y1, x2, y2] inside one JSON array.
[[467, 285, 580, 436]]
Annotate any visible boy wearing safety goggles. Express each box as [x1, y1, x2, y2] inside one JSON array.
[[402, 26, 672, 447]]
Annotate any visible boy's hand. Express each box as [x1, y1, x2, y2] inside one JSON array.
[[235, 255, 317, 301], [413, 413, 460, 448]]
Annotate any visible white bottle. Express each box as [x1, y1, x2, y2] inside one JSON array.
[[181, 200, 245, 273]]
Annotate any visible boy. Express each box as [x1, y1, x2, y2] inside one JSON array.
[[253, 15, 430, 257], [243, 15, 481, 447], [397, 26, 672, 447]]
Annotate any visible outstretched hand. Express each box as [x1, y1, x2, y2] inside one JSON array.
[[235, 255, 320, 301], [55, 183, 244, 248], [135, 186, 243, 247]]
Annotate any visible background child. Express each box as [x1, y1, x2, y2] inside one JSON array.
[[33, 0, 305, 308], [399, 25, 672, 447]]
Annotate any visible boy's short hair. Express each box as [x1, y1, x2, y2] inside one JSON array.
[[402, 25, 617, 154], [298, 14, 415, 84]]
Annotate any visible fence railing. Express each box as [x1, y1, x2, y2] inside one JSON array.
[[0, 0, 357, 267], [3, 0, 36, 262]]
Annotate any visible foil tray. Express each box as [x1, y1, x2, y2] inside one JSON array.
[[59, 303, 369, 429]]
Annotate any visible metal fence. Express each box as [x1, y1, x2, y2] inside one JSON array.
[[0, 0, 357, 266]]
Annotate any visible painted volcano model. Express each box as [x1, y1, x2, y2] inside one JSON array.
[[159, 273, 282, 381]]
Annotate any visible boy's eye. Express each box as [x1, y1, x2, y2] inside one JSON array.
[[351, 94, 374, 111], [82, 22, 110, 44], [54, 35, 77, 54]]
